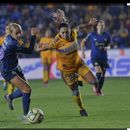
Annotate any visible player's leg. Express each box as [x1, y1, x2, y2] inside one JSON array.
[[41, 57, 49, 85], [43, 63, 49, 84], [61, 71, 88, 116], [91, 58, 102, 81], [2, 80, 8, 90], [4, 80, 16, 111], [43, 57, 52, 86], [78, 64, 101, 96], [4, 66, 31, 117], [7, 82, 15, 94], [3, 80, 15, 94], [98, 67, 106, 91], [5, 65, 27, 101], [99, 60, 109, 92], [47, 57, 52, 81], [94, 59, 108, 94], [10, 75, 31, 116], [91, 58, 104, 95], [94, 65, 103, 94]]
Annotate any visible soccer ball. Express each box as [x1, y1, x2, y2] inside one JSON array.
[[27, 108, 44, 124]]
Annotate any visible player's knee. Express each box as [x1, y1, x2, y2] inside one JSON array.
[[88, 77, 98, 86], [21, 85, 31, 93], [26, 87, 31, 93]]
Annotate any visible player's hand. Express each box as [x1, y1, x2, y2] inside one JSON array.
[[31, 28, 40, 36], [41, 43, 50, 49], [88, 18, 98, 26]]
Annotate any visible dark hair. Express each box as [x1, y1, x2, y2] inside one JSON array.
[[58, 22, 70, 30], [93, 20, 105, 31]]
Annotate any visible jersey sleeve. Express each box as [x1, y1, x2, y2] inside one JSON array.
[[107, 32, 111, 43], [2, 36, 18, 52], [16, 36, 36, 54], [104, 32, 111, 46]]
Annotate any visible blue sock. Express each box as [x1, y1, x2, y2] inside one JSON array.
[[9, 89, 23, 100], [96, 73, 102, 91], [96, 73, 101, 81], [99, 76, 105, 90], [22, 92, 31, 115]]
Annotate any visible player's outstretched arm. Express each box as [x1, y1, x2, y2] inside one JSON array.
[[35, 43, 51, 52], [35, 37, 58, 52], [80, 38, 87, 58], [16, 28, 39, 54], [76, 18, 98, 31]]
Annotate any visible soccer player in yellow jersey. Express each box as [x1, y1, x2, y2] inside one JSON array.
[[38, 29, 55, 85], [36, 9, 98, 116]]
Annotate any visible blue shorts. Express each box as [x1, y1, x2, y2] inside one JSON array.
[[0, 64, 25, 82], [91, 58, 109, 69]]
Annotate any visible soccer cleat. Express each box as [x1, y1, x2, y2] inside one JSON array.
[[93, 86, 104, 96], [80, 109, 88, 117], [78, 80, 83, 87], [3, 82, 7, 90], [21, 115, 30, 124], [4, 94, 14, 110], [98, 90, 104, 96]]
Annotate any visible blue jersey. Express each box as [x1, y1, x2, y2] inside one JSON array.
[[0, 35, 36, 79], [85, 31, 111, 60]]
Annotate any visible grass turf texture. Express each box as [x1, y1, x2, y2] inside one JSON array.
[[0, 77, 130, 128]]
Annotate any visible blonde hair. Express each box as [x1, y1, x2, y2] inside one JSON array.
[[5, 23, 23, 45], [6, 23, 22, 35], [5, 25, 11, 35]]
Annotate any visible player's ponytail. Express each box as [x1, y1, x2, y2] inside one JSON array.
[[50, 9, 69, 29]]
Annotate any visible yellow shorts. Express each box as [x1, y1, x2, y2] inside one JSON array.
[[61, 63, 90, 86]]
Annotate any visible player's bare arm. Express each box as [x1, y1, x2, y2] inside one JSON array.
[[81, 38, 87, 58], [35, 37, 58, 52], [75, 18, 98, 32]]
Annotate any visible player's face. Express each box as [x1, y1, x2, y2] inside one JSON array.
[[97, 21, 105, 33], [59, 27, 71, 40], [12, 25, 23, 40]]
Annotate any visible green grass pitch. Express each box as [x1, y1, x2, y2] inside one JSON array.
[[0, 77, 130, 128]]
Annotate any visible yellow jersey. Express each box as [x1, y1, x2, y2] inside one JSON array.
[[49, 30, 84, 72]]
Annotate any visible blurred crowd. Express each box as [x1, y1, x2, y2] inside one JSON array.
[[0, 3, 130, 57]]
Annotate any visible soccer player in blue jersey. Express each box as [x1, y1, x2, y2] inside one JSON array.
[[81, 20, 111, 96], [0, 23, 39, 121]]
